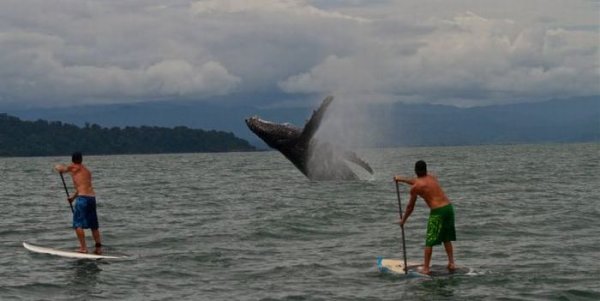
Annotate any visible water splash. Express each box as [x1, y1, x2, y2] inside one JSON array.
[[306, 94, 391, 179]]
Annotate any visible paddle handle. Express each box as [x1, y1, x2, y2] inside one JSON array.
[[59, 172, 74, 213], [395, 181, 408, 275]]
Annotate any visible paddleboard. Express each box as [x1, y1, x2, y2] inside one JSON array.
[[377, 257, 471, 277], [23, 242, 126, 260]]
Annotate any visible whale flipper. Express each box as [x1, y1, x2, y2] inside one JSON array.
[[342, 150, 374, 174], [299, 96, 334, 145]]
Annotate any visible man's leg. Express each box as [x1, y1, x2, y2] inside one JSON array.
[[92, 229, 102, 254], [75, 228, 87, 253], [443, 241, 455, 270], [422, 246, 433, 274]]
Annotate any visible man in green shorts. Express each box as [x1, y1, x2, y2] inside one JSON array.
[[394, 160, 456, 274]]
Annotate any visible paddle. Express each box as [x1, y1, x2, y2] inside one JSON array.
[[59, 172, 74, 213], [395, 181, 408, 274]]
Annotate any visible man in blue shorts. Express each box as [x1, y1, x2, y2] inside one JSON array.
[[394, 160, 456, 274], [54, 152, 102, 254]]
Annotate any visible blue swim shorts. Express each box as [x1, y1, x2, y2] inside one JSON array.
[[72, 196, 99, 229]]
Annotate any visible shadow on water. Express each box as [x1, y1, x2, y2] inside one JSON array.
[[65, 260, 103, 297], [376, 264, 489, 300], [415, 277, 463, 299]]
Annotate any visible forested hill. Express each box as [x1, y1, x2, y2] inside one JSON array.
[[0, 113, 256, 156]]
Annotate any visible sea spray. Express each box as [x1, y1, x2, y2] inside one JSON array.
[[306, 94, 390, 180]]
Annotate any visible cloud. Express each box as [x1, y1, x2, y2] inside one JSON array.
[[0, 1, 242, 106], [192, 0, 369, 22], [0, 0, 597, 107], [280, 11, 599, 106]]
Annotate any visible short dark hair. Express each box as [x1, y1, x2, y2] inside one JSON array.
[[72, 152, 83, 164], [415, 160, 427, 177]]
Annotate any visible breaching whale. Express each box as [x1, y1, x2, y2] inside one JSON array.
[[245, 96, 373, 180]]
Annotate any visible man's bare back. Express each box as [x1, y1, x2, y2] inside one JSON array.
[[55, 163, 95, 197], [411, 175, 450, 210], [68, 164, 95, 197]]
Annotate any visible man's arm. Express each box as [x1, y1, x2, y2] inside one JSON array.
[[53, 164, 78, 202], [67, 190, 79, 203], [54, 164, 68, 173], [400, 188, 418, 226], [394, 175, 415, 185]]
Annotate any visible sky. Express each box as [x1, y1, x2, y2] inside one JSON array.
[[0, 0, 598, 108]]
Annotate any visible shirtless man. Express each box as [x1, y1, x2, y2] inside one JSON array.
[[394, 160, 456, 274], [54, 152, 102, 254]]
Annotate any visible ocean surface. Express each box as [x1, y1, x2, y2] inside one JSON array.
[[1, 143, 599, 300]]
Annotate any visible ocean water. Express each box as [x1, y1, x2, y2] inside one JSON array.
[[0, 143, 598, 300]]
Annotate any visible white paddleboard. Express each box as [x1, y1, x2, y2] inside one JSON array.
[[23, 242, 126, 260], [377, 257, 425, 276], [377, 257, 471, 277]]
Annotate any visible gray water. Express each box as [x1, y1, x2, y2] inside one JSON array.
[[1, 143, 599, 300]]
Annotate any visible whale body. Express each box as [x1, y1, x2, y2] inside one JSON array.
[[245, 96, 373, 180]]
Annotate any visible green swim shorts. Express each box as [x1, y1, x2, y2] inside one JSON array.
[[425, 204, 456, 247]]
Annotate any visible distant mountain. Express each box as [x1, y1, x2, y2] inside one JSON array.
[[385, 96, 600, 146], [6, 101, 310, 148], [0, 114, 255, 157], [5, 96, 599, 148], [6, 100, 317, 148]]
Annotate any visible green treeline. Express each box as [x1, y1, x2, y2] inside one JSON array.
[[0, 113, 256, 156]]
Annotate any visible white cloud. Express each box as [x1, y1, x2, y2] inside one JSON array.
[[0, 0, 597, 107], [280, 10, 599, 106], [191, 0, 369, 22], [144, 60, 240, 96]]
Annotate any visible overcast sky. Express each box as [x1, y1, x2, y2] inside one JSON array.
[[0, 0, 598, 108]]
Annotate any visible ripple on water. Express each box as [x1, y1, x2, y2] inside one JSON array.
[[1, 144, 599, 300]]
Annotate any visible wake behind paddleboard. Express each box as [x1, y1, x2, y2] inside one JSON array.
[[23, 242, 126, 260], [377, 257, 471, 277]]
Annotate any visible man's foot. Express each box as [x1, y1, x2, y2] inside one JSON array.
[[417, 267, 431, 275], [76, 248, 88, 254], [447, 263, 456, 272], [94, 242, 102, 255]]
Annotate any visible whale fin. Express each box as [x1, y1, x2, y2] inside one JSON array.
[[299, 96, 334, 144], [343, 150, 374, 174]]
